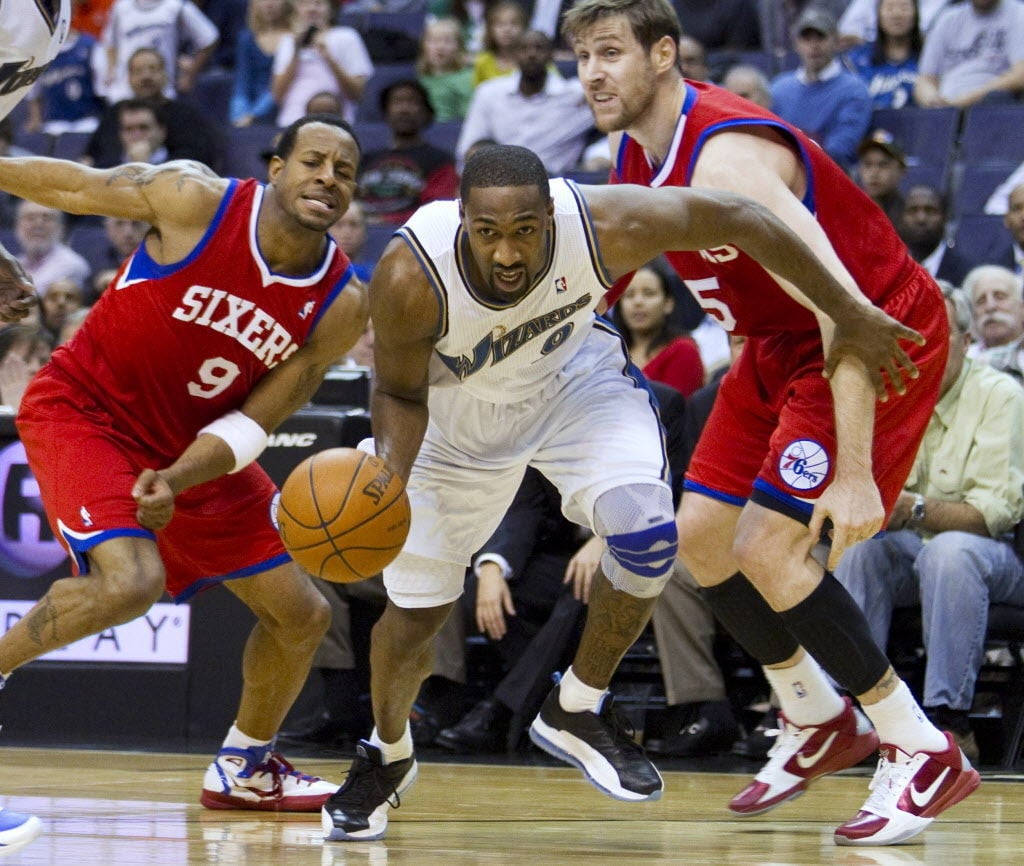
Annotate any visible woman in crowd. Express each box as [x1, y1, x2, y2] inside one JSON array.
[[845, 0, 922, 110], [231, 0, 294, 126], [611, 262, 705, 397]]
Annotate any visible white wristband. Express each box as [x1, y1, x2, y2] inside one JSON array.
[[198, 410, 268, 474]]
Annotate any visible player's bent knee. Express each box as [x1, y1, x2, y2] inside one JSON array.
[[595, 483, 678, 599]]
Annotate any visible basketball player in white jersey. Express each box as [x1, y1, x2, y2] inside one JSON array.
[[0, 0, 70, 851], [322, 144, 918, 842]]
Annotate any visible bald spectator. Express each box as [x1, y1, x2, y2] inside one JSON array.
[[770, 7, 872, 169], [14, 202, 90, 299], [915, 0, 1024, 109], [722, 64, 773, 109], [898, 185, 971, 287], [965, 264, 1024, 381], [856, 129, 907, 226]]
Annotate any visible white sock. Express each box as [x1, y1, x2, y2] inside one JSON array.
[[557, 666, 607, 714], [862, 681, 947, 754], [763, 654, 846, 727], [222, 723, 271, 752], [369, 723, 413, 763]]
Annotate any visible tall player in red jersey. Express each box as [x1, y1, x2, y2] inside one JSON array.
[[563, 0, 979, 847], [0, 115, 369, 813]]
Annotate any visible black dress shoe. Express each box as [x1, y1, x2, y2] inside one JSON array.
[[731, 707, 779, 760], [435, 698, 511, 753], [646, 700, 740, 757], [277, 712, 354, 748]]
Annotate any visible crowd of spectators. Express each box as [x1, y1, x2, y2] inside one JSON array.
[[4, 0, 1024, 767]]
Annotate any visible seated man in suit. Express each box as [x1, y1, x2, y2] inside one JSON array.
[[898, 186, 971, 288], [835, 283, 1024, 763]]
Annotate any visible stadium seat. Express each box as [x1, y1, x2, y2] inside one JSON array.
[[185, 69, 234, 126], [960, 104, 1024, 165], [900, 163, 946, 196], [424, 120, 462, 154], [869, 107, 959, 172], [221, 124, 278, 181], [363, 224, 399, 264], [952, 213, 1007, 266], [67, 226, 111, 273], [13, 131, 53, 157], [352, 121, 391, 155], [953, 163, 1018, 217], [706, 49, 775, 80], [52, 131, 93, 161], [356, 64, 418, 123]]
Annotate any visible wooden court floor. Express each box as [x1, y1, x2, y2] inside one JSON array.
[[2, 747, 1022, 865]]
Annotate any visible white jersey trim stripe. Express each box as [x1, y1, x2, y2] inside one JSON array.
[[397, 227, 449, 338]]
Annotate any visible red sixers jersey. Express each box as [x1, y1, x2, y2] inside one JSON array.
[[49, 178, 354, 462], [611, 81, 918, 337]]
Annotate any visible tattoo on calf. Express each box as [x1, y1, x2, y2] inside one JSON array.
[[25, 596, 59, 647]]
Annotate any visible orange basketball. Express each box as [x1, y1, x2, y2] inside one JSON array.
[[276, 448, 411, 583]]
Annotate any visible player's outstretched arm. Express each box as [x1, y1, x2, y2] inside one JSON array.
[[583, 162, 920, 399], [0, 156, 227, 232], [367, 237, 441, 484]]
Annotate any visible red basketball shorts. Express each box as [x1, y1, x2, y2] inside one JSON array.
[[17, 367, 289, 601], [685, 266, 949, 520]]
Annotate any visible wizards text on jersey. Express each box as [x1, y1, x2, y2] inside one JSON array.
[[172, 285, 300, 368], [437, 292, 592, 381]]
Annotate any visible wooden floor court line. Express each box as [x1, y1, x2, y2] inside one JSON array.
[[2, 747, 1022, 864]]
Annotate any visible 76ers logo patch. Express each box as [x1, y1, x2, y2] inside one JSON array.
[[778, 439, 830, 490]]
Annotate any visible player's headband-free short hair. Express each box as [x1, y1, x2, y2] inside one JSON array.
[[459, 144, 550, 201], [562, 0, 681, 53], [273, 113, 361, 161]]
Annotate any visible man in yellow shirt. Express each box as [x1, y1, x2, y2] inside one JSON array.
[[836, 282, 1024, 763]]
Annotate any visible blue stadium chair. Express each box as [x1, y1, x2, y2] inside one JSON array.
[[184, 69, 235, 126], [424, 120, 461, 154], [960, 104, 1024, 165], [554, 58, 578, 79], [0, 229, 18, 254], [953, 163, 1018, 217], [363, 224, 399, 264], [869, 107, 959, 172], [352, 121, 391, 155], [900, 163, 946, 196], [707, 49, 775, 80], [52, 131, 93, 161], [952, 214, 1007, 267], [221, 124, 278, 181], [356, 64, 419, 123], [67, 226, 111, 273], [13, 131, 54, 157]]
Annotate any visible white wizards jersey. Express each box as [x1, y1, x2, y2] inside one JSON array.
[[397, 178, 615, 403], [0, 0, 70, 120]]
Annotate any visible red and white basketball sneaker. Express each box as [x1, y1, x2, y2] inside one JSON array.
[[729, 697, 880, 816], [201, 746, 338, 812], [834, 732, 981, 846]]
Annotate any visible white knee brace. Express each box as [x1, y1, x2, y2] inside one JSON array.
[[594, 483, 677, 599]]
